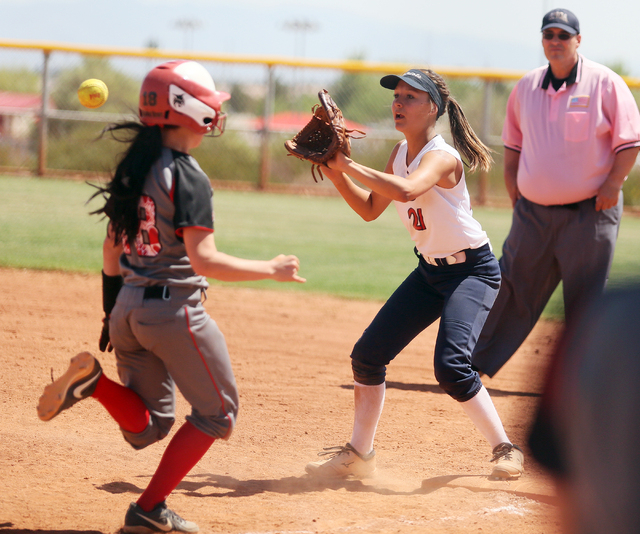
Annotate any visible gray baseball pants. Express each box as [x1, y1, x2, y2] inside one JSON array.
[[110, 285, 239, 449], [472, 194, 623, 377]]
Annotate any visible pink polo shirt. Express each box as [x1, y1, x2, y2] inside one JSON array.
[[502, 56, 640, 206]]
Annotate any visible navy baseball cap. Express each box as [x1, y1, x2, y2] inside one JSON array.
[[541, 8, 580, 35], [380, 69, 444, 117]]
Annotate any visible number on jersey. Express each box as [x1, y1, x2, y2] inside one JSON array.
[[123, 195, 162, 257], [407, 207, 427, 231]]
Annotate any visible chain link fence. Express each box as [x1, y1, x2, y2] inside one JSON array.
[[1, 40, 639, 205]]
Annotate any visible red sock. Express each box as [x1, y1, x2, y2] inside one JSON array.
[[136, 421, 215, 512], [91, 374, 150, 434]]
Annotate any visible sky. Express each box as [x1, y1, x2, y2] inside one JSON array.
[[1, 0, 640, 77]]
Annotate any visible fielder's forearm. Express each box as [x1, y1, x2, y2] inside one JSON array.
[[340, 159, 411, 202]]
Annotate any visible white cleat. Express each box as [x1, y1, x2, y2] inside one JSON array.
[[490, 442, 524, 479], [305, 443, 376, 479]]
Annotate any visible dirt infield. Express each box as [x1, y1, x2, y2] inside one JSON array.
[[0, 267, 564, 534]]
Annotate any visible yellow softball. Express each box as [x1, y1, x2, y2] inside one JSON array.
[[77, 79, 109, 109]]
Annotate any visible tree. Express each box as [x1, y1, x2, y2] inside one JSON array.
[[44, 57, 141, 172], [227, 83, 261, 115], [0, 68, 40, 93], [607, 61, 630, 77], [51, 56, 140, 114], [330, 70, 391, 126]]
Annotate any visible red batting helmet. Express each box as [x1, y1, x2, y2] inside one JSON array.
[[139, 60, 230, 135]]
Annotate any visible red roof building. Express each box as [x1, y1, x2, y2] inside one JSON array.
[[0, 91, 55, 139], [251, 111, 367, 133], [0, 91, 44, 109]]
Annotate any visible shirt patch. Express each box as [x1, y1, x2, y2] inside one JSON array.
[[569, 95, 590, 108]]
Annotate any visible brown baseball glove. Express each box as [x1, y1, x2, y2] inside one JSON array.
[[284, 89, 365, 182]]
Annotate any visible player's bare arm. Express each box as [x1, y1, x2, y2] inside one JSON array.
[[322, 145, 399, 221], [184, 227, 305, 283], [102, 224, 123, 276], [414, 149, 461, 190], [328, 146, 457, 203]]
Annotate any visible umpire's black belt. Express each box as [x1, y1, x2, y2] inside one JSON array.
[[547, 196, 596, 210]]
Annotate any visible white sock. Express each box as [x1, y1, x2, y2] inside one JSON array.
[[349, 381, 385, 456], [460, 385, 510, 449]]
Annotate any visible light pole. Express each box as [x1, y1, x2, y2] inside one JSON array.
[[283, 19, 319, 94], [175, 19, 202, 51], [283, 19, 318, 58]]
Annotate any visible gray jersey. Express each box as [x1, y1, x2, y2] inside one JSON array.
[[119, 147, 213, 289]]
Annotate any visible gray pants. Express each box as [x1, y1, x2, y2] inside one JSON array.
[[110, 285, 239, 449], [472, 194, 622, 377]]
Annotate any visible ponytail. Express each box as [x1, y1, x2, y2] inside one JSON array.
[[421, 70, 493, 173], [446, 98, 493, 173], [90, 122, 164, 243]]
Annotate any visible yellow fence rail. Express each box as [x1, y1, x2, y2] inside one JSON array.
[[1, 39, 639, 205], [3, 38, 640, 86]]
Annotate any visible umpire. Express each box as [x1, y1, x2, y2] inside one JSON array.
[[472, 8, 640, 377]]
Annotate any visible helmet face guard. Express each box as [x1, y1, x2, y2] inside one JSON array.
[[139, 60, 230, 135], [210, 113, 226, 137]]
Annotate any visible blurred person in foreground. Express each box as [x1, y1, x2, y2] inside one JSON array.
[[472, 8, 640, 378], [529, 283, 640, 534]]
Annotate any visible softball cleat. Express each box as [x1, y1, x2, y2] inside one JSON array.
[[490, 442, 524, 479], [37, 351, 102, 421], [123, 501, 199, 533], [305, 443, 376, 479]]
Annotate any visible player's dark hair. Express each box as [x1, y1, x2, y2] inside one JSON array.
[[421, 69, 493, 173], [90, 122, 163, 243]]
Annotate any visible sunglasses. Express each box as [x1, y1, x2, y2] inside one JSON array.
[[542, 31, 574, 41]]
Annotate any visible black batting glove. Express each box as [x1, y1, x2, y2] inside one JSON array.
[[99, 315, 113, 352], [101, 271, 122, 353]]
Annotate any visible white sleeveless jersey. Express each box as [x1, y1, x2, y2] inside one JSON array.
[[392, 135, 489, 257]]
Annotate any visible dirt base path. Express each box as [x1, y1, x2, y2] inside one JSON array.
[[0, 268, 563, 534]]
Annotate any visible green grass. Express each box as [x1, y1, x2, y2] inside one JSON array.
[[473, 206, 640, 317], [0, 176, 107, 272], [1, 174, 639, 319]]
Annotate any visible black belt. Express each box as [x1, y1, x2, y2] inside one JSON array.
[[143, 286, 170, 300], [552, 202, 580, 210], [549, 196, 595, 210]]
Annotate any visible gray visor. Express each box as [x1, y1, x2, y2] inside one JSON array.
[[380, 69, 444, 117]]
